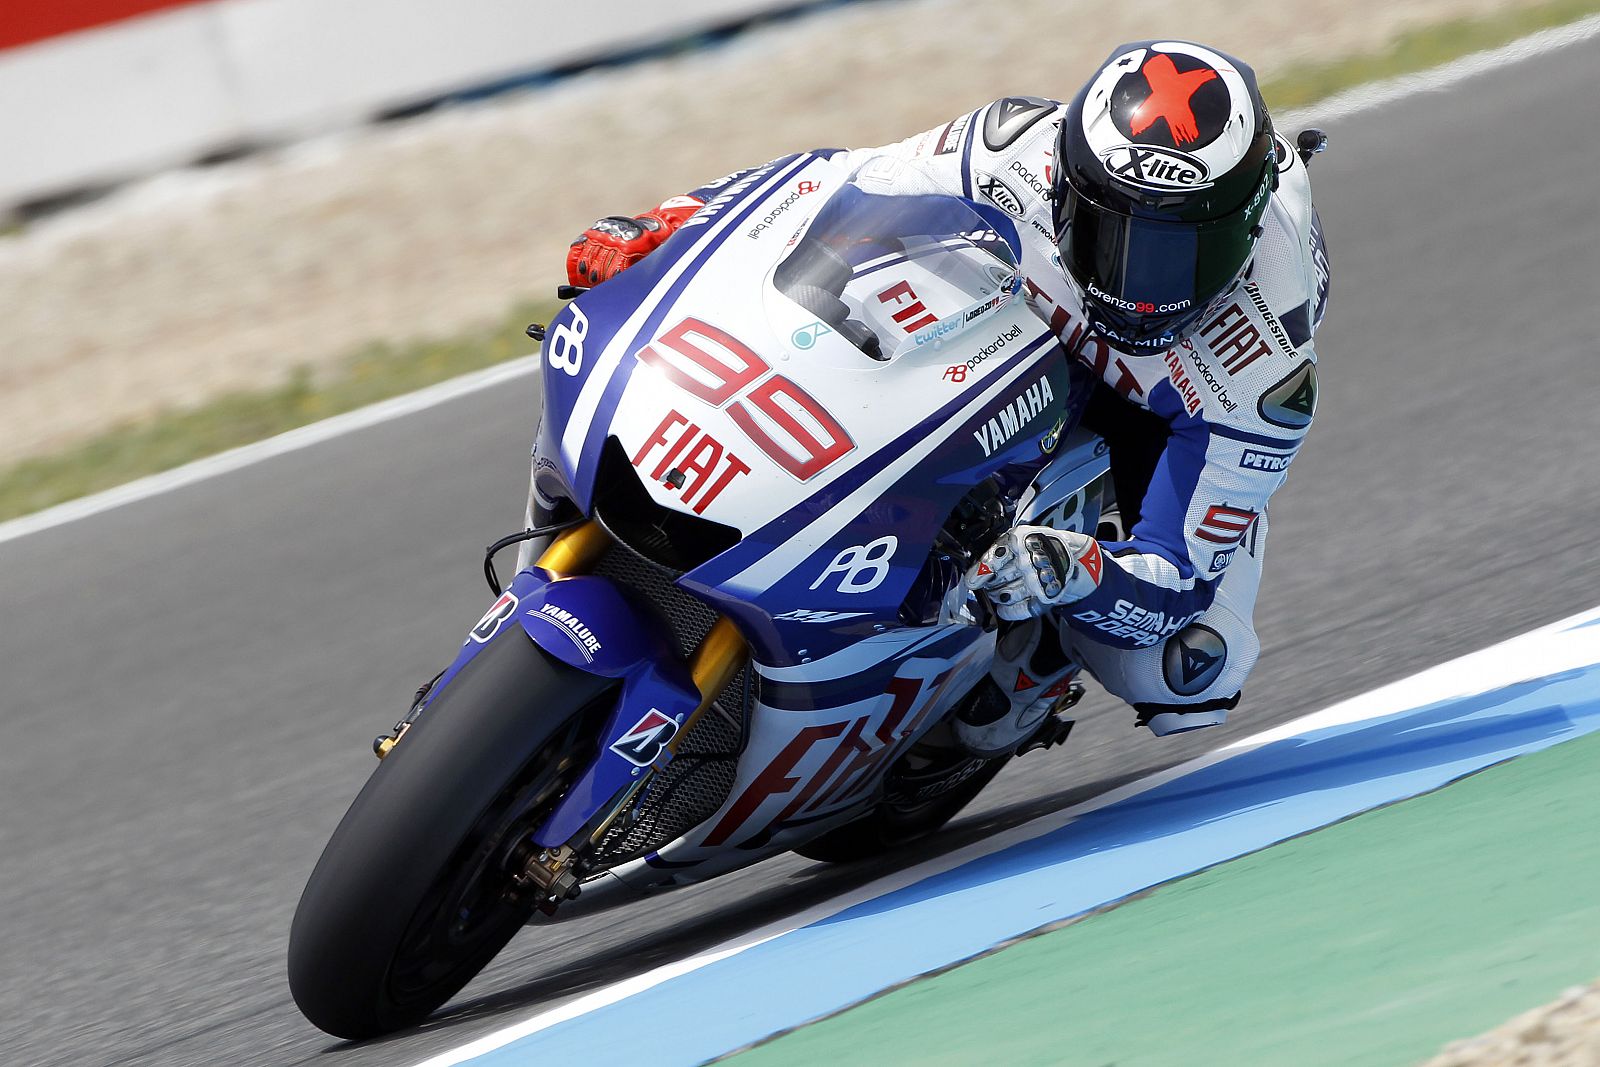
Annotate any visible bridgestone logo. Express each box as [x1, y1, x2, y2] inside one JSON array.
[[1245, 284, 1299, 356]]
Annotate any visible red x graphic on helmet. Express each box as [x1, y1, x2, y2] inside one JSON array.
[[1130, 54, 1218, 146]]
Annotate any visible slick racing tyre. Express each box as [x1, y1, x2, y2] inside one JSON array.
[[288, 631, 613, 1040]]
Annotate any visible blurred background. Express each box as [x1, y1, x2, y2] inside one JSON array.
[[0, 0, 1572, 503]]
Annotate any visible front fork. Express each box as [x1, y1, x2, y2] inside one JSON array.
[[538, 519, 750, 750], [379, 520, 748, 749], [509, 521, 750, 900], [379, 520, 751, 900]]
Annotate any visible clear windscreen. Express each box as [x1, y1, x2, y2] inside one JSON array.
[[772, 185, 1020, 360]]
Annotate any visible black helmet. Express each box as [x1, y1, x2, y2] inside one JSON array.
[[1052, 41, 1277, 350]]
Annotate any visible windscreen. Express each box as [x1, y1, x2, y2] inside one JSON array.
[[772, 185, 1020, 360]]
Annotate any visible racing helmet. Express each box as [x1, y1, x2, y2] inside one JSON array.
[[1053, 41, 1278, 350]]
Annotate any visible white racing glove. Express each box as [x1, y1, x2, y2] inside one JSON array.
[[965, 525, 1104, 622]]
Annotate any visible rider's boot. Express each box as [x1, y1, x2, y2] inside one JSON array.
[[1133, 691, 1242, 736], [954, 616, 1081, 758]]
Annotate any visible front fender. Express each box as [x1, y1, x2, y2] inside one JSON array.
[[515, 571, 683, 678], [515, 572, 703, 847], [426, 568, 704, 849]]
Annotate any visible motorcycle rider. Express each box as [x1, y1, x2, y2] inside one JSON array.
[[562, 40, 1330, 756]]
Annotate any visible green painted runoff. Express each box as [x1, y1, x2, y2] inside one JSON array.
[[735, 729, 1600, 1066]]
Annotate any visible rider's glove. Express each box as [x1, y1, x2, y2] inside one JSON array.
[[966, 525, 1104, 622], [565, 195, 704, 288]]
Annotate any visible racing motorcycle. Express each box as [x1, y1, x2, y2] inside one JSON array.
[[287, 152, 1115, 1040]]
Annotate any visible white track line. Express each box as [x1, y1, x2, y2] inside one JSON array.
[[1277, 12, 1600, 128], [0, 356, 537, 548], [5, 16, 1599, 551], [412, 600, 1600, 1067]]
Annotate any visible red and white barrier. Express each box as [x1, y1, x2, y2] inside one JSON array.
[[0, 0, 802, 211]]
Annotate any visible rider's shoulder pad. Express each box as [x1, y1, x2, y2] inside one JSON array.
[[979, 96, 1065, 152]]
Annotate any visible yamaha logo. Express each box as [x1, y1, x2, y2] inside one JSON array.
[[1101, 145, 1211, 192]]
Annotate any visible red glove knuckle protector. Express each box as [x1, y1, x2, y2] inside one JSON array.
[[565, 196, 704, 288]]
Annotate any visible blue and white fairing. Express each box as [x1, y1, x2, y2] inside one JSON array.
[[537, 154, 1094, 667], [427, 157, 1113, 885]]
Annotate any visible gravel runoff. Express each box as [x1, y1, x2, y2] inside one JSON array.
[[0, 0, 1552, 465], [1421, 980, 1600, 1067]]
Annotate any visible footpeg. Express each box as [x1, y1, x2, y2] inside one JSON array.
[[1018, 714, 1075, 755], [1016, 682, 1084, 755]]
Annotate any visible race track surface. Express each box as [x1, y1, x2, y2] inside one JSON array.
[[2, 35, 1598, 1067]]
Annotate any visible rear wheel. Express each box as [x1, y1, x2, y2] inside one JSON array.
[[794, 744, 1009, 863], [288, 632, 613, 1040]]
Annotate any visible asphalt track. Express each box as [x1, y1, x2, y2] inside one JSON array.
[[2, 34, 1597, 1067]]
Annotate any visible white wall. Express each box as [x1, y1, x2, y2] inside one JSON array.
[[0, 0, 804, 210]]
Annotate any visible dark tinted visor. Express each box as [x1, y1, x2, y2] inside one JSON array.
[[1054, 177, 1268, 344]]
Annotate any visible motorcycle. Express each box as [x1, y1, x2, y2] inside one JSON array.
[[287, 152, 1114, 1039]]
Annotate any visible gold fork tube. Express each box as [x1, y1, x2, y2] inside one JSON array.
[[538, 520, 749, 775], [535, 520, 612, 577], [673, 617, 750, 749], [540, 521, 748, 716], [690, 617, 749, 706], [585, 620, 748, 842]]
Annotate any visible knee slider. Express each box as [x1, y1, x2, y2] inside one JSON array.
[[1134, 691, 1241, 736]]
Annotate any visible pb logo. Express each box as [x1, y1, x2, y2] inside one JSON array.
[[943, 365, 968, 383], [796, 181, 821, 195], [810, 535, 899, 593]]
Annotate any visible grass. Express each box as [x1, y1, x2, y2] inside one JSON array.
[[0, 299, 555, 522], [1258, 0, 1600, 109], [3, 0, 1599, 524]]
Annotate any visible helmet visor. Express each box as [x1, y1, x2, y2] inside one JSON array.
[[1054, 177, 1268, 346]]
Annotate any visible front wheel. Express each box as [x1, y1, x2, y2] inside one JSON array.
[[287, 632, 613, 1040]]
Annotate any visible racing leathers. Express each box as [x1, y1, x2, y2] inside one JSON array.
[[557, 95, 1330, 740]]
